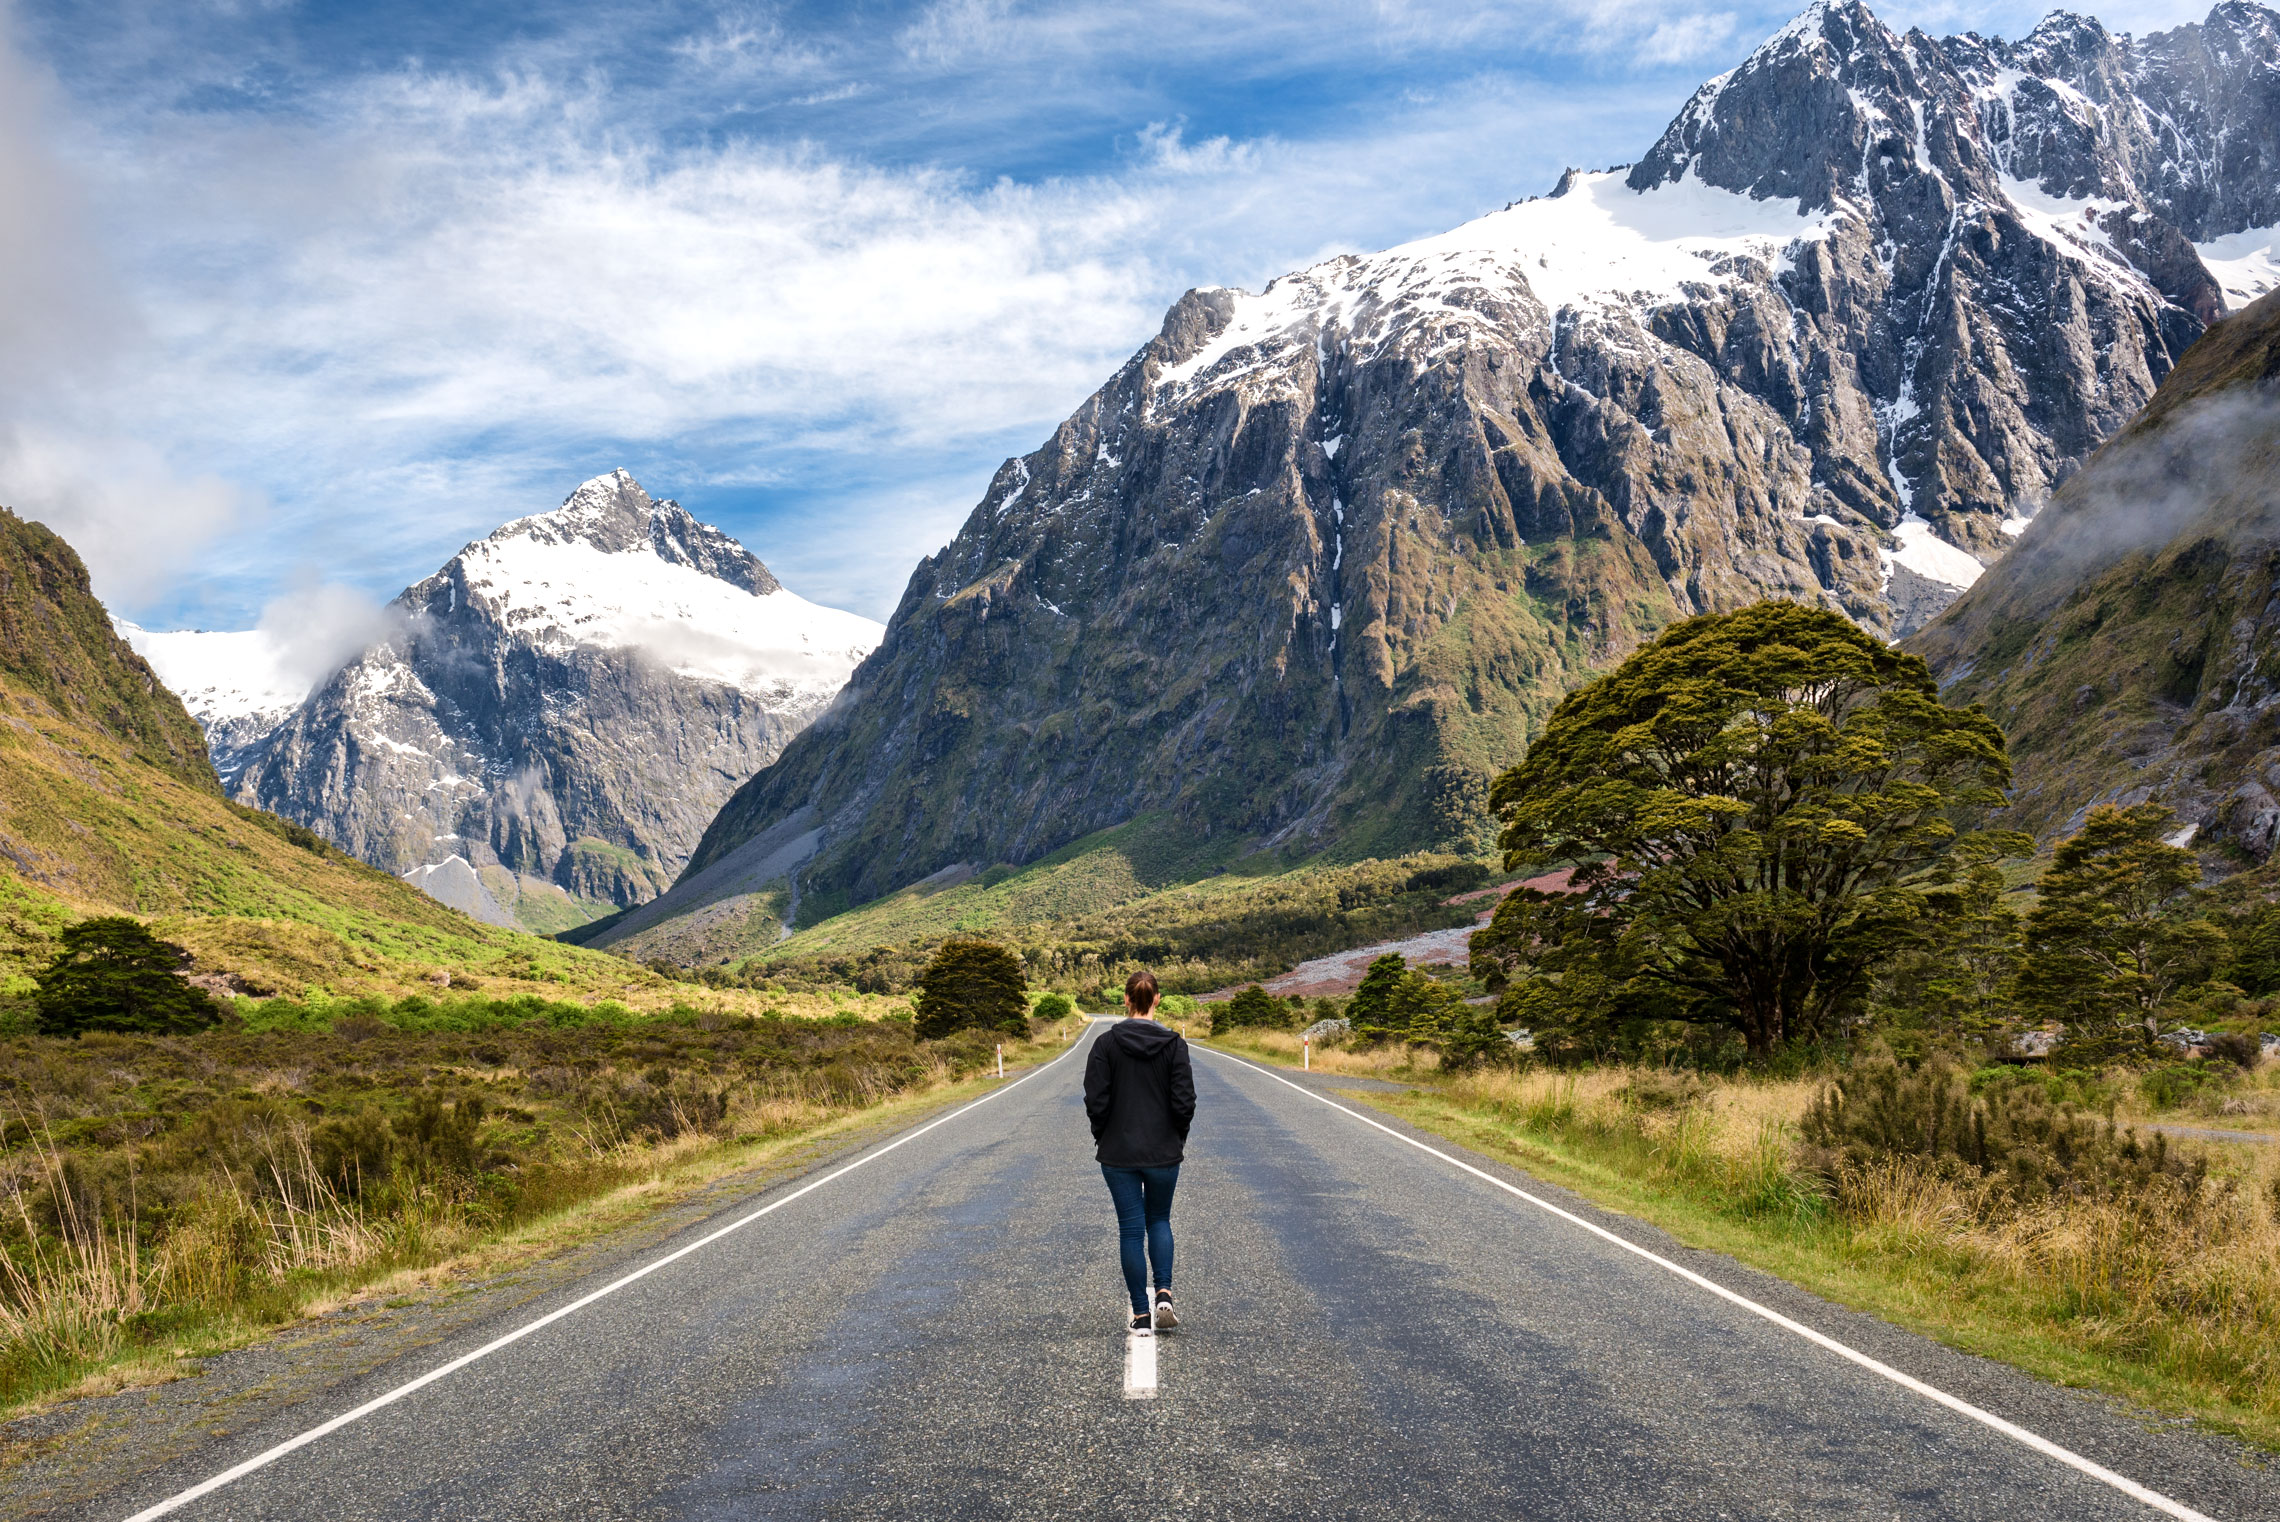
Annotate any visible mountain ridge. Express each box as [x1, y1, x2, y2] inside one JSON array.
[[1908, 285, 2280, 854], [184, 470, 883, 931], [607, 1, 2280, 963]]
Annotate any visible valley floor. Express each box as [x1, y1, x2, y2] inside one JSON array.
[[19, 1023, 2273, 1520]]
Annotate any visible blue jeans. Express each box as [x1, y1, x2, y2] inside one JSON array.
[[1100, 1163, 1178, 1315]]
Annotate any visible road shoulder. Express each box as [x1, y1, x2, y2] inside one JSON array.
[[1197, 1044, 2280, 1522]]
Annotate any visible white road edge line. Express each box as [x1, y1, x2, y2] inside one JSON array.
[[121, 1035, 1093, 1522], [1199, 1048, 2217, 1522], [1124, 1327, 1159, 1399]]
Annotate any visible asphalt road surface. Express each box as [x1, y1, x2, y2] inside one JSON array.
[[93, 1021, 2274, 1521]]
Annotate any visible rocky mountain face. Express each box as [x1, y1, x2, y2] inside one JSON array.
[[1910, 287, 2280, 856], [625, 2, 2280, 949], [232, 471, 881, 930]]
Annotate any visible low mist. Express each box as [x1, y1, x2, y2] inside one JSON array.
[[256, 578, 400, 692]]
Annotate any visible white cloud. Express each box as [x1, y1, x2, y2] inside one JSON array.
[[1639, 12, 1738, 64], [0, 0, 1803, 629], [255, 577, 399, 691], [0, 424, 254, 605]]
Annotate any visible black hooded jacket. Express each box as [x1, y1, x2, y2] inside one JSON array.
[[1083, 1018, 1196, 1168]]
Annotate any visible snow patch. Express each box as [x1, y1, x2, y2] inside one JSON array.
[[1888, 515, 1987, 590], [1155, 170, 1845, 396], [2196, 224, 2280, 311], [1997, 175, 2155, 300]]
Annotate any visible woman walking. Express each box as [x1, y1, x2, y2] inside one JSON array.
[[1084, 970, 1195, 1333]]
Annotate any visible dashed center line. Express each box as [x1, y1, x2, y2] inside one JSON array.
[[1123, 1327, 1158, 1399]]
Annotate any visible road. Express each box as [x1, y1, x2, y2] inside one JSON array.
[[88, 1021, 2272, 1521]]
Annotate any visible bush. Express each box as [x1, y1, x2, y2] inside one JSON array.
[[2210, 1031, 2264, 1070], [2140, 1061, 2228, 1112], [1439, 1003, 1517, 1073], [1217, 985, 1287, 1030], [1406, 861, 1492, 896], [1032, 992, 1075, 1022], [1348, 954, 1408, 1041], [1803, 1055, 2208, 1205], [33, 918, 223, 1037], [913, 938, 1028, 1039]]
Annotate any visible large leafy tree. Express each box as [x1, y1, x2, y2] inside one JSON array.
[[1472, 602, 2015, 1056], [2019, 803, 2224, 1050], [34, 917, 224, 1036], [913, 938, 1029, 1039]]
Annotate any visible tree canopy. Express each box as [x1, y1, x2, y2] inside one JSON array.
[[34, 917, 224, 1037], [1216, 984, 1286, 1030], [2018, 803, 2224, 1054], [1471, 602, 2017, 1056], [913, 938, 1028, 1039]]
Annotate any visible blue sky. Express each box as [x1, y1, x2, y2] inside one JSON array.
[[0, 0, 2225, 647]]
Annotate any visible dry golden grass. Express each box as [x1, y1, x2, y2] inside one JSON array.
[[0, 1026, 1063, 1419], [1408, 1061, 2280, 1445], [1208, 1027, 1437, 1079]]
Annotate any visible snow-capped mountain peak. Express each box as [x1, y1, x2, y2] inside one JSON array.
[[137, 472, 882, 929], [412, 470, 879, 699], [490, 468, 782, 594]]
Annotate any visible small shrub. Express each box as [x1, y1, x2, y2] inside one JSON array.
[[1438, 1004, 1517, 1074], [1032, 992, 1074, 1022], [2140, 1061, 2226, 1112], [1621, 1072, 1708, 1111], [392, 1092, 487, 1180], [1803, 1055, 2208, 1206], [2209, 1031, 2263, 1070]]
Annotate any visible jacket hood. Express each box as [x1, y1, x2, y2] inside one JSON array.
[[1107, 1018, 1181, 1057]]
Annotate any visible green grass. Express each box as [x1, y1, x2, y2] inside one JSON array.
[[768, 815, 1259, 957], [743, 835, 1488, 999]]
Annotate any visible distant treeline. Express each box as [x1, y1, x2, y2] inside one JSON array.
[[694, 857, 1495, 1001]]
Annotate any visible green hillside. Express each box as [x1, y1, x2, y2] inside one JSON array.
[[0, 508, 678, 1008], [1908, 290, 2280, 851]]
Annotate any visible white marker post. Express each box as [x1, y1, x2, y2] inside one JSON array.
[[996, 1044, 1004, 1078], [1304, 1036, 1311, 1071]]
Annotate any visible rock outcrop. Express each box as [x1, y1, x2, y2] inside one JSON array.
[[638, 3, 2280, 944], [234, 471, 880, 929]]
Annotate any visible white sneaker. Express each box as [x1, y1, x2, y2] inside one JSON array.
[[1152, 1290, 1178, 1331]]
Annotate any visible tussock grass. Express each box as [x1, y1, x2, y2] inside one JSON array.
[[1209, 1027, 1432, 1080], [0, 1009, 1057, 1417], [1363, 1062, 2280, 1447]]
